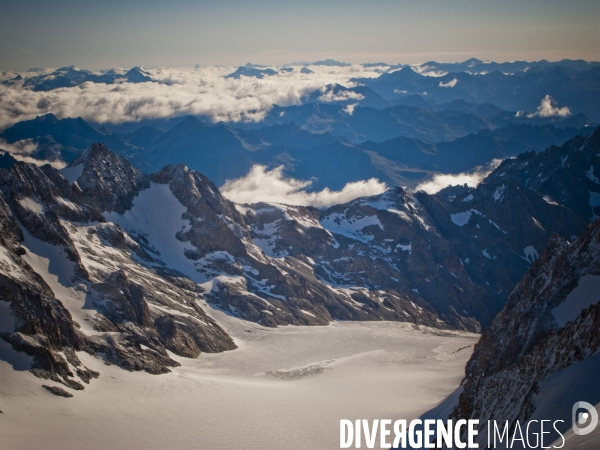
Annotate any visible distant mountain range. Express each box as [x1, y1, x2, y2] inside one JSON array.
[[354, 64, 600, 122], [4, 59, 598, 124], [0, 112, 593, 190], [7, 65, 152, 91]]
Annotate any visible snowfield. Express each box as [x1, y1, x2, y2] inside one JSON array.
[[0, 310, 478, 450]]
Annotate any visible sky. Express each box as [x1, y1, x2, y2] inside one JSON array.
[[1, 0, 599, 71]]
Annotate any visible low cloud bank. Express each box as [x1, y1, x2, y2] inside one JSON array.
[[221, 165, 387, 207], [0, 65, 385, 131], [0, 138, 66, 169], [415, 159, 502, 194], [527, 95, 571, 118]]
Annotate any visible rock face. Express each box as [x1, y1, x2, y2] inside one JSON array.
[[449, 218, 600, 446]]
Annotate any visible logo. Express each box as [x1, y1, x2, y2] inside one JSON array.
[[572, 401, 598, 436]]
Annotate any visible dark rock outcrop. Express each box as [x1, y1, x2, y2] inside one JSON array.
[[449, 219, 600, 444]]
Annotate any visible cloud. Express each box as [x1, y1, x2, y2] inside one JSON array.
[[0, 138, 66, 168], [220, 165, 387, 207], [526, 95, 571, 118], [0, 64, 386, 131], [317, 88, 364, 103], [414, 159, 502, 194], [0, 138, 38, 156], [410, 64, 448, 77], [342, 103, 358, 115], [9, 153, 66, 169], [438, 79, 457, 88]]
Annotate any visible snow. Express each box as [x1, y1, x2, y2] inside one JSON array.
[[396, 243, 412, 253], [461, 194, 473, 202], [492, 184, 505, 202], [589, 191, 600, 218], [19, 226, 102, 336], [450, 209, 482, 226], [543, 195, 559, 206], [482, 248, 495, 259], [0, 316, 479, 450], [320, 211, 383, 243], [18, 197, 43, 213], [551, 275, 600, 328], [104, 182, 203, 282], [299, 309, 316, 317], [56, 196, 83, 213], [523, 245, 539, 264], [61, 164, 84, 183], [0, 301, 15, 333], [499, 351, 600, 449], [388, 208, 413, 222], [585, 165, 600, 184]]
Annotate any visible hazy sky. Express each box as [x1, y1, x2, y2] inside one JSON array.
[[1, 0, 598, 71]]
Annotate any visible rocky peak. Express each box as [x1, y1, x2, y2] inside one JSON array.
[[450, 219, 600, 444], [150, 163, 242, 221], [67, 142, 149, 214], [150, 164, 248, 259]]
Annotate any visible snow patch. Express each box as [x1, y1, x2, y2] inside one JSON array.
[[585, 166, 599, 184], [524, 245, 538, 264], [552, 275, 600, 327], [18, 197, 43, 213], [492, 185, 505, 202], [450, 209, 482, 227], [61, 164, 84, 183], [104, 182, 203, 282]]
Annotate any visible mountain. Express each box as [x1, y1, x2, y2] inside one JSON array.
[[448, 218, 600, 447], [0, 152, 18, 169], [0, 113, 134, 160], [357, 124, 590, 184], [21, 66, 152, 91], [355, 65, 600, 122], [310, 59, 350, 67], [413, 58, 600, 76], [303, 83, 391, 109], [0, 114, 591, 191], [1, 129, 597, 397], [485, 127, 600, 221], [253, 102, 493, 143], [226, 65, 277, 79]]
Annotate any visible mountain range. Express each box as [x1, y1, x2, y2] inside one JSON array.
[[1, 126, 598, 397], [0, 111, 592, 190]]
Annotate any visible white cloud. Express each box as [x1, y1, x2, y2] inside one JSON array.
[[220, 165, 387, 207], [414, 159, 502, 194], [0, 138, 66, 168], [410, 64, 448, 77], [342, 103, 358, 115], [0, 138, 38, 156], [526, 95, 571, 118], [317, 88, 364, 103], [0, 65, 386, 131], [438, 79, 457, 88], [9, 153, 66, 169]]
